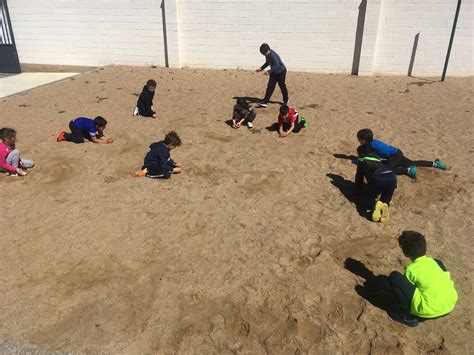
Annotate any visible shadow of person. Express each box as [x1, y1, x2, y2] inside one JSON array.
[[232, 96, 282, 105], [344, 258, 398, 313], [326, 173, 369, 219], [224, 119, 234, 128], [265, 123, 279, 132]]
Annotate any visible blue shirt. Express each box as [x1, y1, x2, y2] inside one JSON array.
[[369, 139, 398, 158], [73, 117, 97, 137], [260, 50, 286, 76]]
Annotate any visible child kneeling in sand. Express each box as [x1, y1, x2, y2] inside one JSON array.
[[357, 128, 446, 179], [232, 98, 256, 129], [355, 144, 396, 224], [57, 116, 113, 144], [138, 131, 182, 179], [0, 128, 34, 176], [388, 231, 457, 327], [277, 105, 306, 138], [133, 79, 157, 118]]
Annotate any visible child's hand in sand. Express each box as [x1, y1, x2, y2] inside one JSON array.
[[152, 113, 157, 118], [256, 68, 262, 72], [106, 137, 114, 143], [233, 122, 241, 129], [173, 167, 182, 174], [175, 162, 182, 168], [15, 168, 27, 176], [279, 132, 288, 138]]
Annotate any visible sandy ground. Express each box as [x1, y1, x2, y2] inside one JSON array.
[[0, 66, 473, 354]]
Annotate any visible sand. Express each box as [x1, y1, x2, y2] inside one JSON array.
[[0, 66, 473, 354]]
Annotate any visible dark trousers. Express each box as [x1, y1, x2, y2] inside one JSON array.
[[282, 118, 305, 133], [390, 259, 446, 314], [387, 150, 433, 175], [263, 70, 288, 104], [367, 172, 397, 207], [63, 120, 90, 144], [233, 109, 256, 123], [145, 166, 171, 179], [389, 272, 416, 313]]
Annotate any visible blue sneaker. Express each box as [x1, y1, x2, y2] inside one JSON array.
[[434, 159, 446, 170], [407, 166, 417, 179]]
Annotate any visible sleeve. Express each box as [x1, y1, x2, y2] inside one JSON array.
[[0, 157, 16, 173], [260, 59, 269, 71], [157, 153, 172, 173], [87, 122, 97, 137], [404, 266, 417, 286], [355, 164, 365, 189]]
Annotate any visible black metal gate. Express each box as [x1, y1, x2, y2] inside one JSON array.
[[0, 0, 21, 73]]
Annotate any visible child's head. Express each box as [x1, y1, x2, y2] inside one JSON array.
[[357, 143, 372, 157], [279, 105, 289, 118], [259, 43, 270, 55], [236, 98, 249, 109], [398, 231, 427, 260], [357, 128, 374, 144], [164, 131, 182, 150], [146, 79, 157, 92], [1, 127, 17, 145], [93, 116, 107, 132]]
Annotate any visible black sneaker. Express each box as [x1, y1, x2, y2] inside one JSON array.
[[388, 311, 419, 327], [257, 102, 268, 108]]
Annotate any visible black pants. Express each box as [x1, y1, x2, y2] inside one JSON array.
[[263, 70, 288, 104], [233, 109, 256, 123], [63, 120, 90, 144], [387, 150, 433, 175], [390, 260, 446, 313], [145, 166, 171, 179], [282, 118, 305, 133], [367, 172, 397, 207]]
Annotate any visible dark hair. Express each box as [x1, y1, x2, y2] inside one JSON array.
[[164, 131, 182, 147], [357, 143, 375, 157], [147, 79, 157, 88], [236, 98, 249, 109], [399, 231, 427, 259], [357, 128, 373, 142], [279, 105, 289, 116], [259, 43, 270, 55], [94, 116, 107, 128], [0, 127, 16, 140]]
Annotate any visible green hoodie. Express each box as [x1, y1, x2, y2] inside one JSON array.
[[405, 256, 458, 318]]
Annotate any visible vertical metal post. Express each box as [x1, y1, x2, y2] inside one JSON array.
[[441, 0, 462, 81], [160, 0, 169, 68]]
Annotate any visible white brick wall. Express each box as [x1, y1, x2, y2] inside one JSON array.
[[373, 0, 473, 76], [7, 0, 473, 76], [8, 0, 167, 66]]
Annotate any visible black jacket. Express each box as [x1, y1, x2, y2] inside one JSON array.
[[137, 85, 155, 117], [355, 155, 393, 189], [143, 141, 175, 173]]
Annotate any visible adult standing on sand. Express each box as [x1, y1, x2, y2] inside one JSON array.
[[256, 43, 288, 107]]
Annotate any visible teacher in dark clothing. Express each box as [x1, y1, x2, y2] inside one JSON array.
[[256, 43, 288, 107]]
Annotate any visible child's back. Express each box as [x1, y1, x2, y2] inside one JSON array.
[[405, 255, 458, 318]]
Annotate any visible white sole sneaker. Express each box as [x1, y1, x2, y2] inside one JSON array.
[[257, 102, 268, 108], [247, 122, 253, 128], [133, 107, 139, 116]]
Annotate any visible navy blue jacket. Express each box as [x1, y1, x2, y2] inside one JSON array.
[[260, 50, 286, 76], [137, 85, 155, 117], [143, 141, 175, 173]]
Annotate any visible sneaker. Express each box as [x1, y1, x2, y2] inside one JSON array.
[[388, 311, 419, 327], [434, 159, 446, 170], [301, 117, 308, 127], [247, 121, 253, 128], [407, 166, 417, 179], [136, 168, 148, 177], [372, 201, 383, 222], [380, 203, 390, 225], [7, 172, 18, 177], [56, 129, 65, 142], [133, 107, 139, 116], [257, 102, 268, 108]]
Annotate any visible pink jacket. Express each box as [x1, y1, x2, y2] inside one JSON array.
[[0, 142, 16, 173]]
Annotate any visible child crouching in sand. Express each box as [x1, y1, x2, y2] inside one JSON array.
[[232, 98, 256, 129], [388, 231, 457, 327], [355, 144, 397, 224], [0, 128, 34, 176], [57, 116, 113, 144], [138, 131, 182, 179], [277, 105, 306, 138]]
